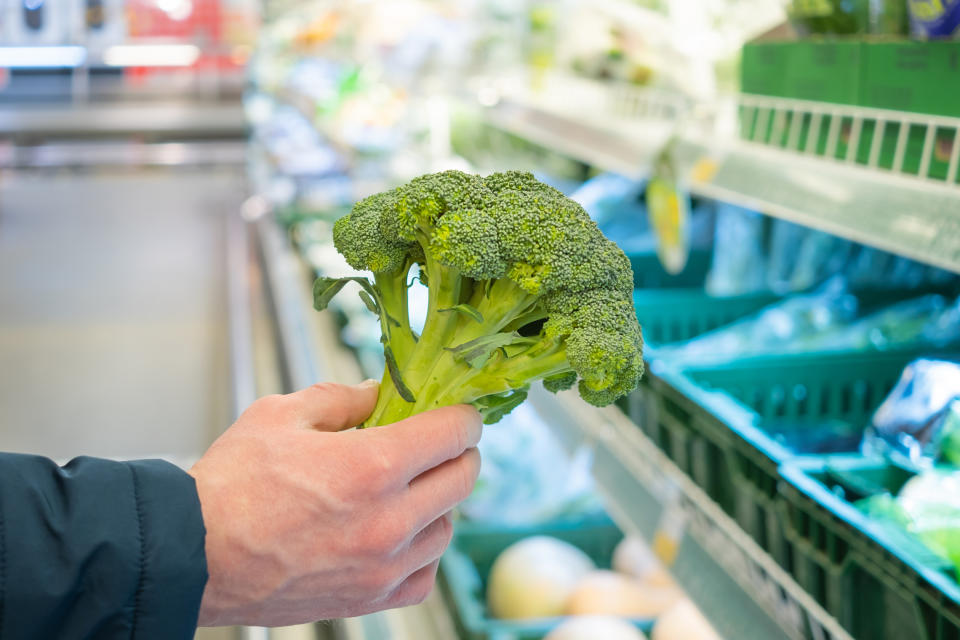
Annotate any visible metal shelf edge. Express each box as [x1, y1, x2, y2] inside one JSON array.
[[527, 386, 855, 640]]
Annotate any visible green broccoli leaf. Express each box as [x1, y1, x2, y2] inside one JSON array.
[[438, 303, 484, 324]]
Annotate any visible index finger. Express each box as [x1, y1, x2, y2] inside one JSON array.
[[357, 404, 482, 484]]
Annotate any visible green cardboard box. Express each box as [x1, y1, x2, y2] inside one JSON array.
[[860, 40, 960, 118], [741, 40, 861, 105]]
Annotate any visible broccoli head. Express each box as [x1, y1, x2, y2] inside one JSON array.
[[315, 170, 644, 427]]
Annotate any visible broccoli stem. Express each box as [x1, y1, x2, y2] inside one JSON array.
[[422, 338, 571, 412], [373, 265, 415, 364], [363, 250, 463, 427], [404, 278, 536, 414]]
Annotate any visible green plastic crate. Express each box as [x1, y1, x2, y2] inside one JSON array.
[[639, 346, 960, 571], [628, 250, 713, 290], [627, 287, 785, 462], [439, 518, 654, 640], [633, 289, 781, 348], [780, 456, 960, 640]]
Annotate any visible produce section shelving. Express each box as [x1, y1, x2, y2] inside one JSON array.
[[249, 206, 859, 640], [249, 31, 960, 640], [470, 83, 960, 274]]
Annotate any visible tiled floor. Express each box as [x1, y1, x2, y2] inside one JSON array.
[[0, 168, 242, 462]]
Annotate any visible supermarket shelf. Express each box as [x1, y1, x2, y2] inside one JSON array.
[[337, 592, 460, 640], [481, 98, 662, 179], [471, 91, 960, 274], [471, 73, 684, 180], [0, 141, 247, 169], [675, 134, 960, 275], [255, 211, 364, 389], [526, 386, 855, 640], [0, 101, 248, 139]]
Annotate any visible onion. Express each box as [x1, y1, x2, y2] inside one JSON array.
[[486, 536, 595, 619], [544, 616, 648, 640], [566, 570, 683, 617], [652, 599, 722, 640]]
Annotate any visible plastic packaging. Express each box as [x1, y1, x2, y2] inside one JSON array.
[[789, 0, 908, 34], [859, 469, 960, 578], [661, 277, 858, 363], [705, 203, 767, 296], [909, 0, 960, 38], [862, 359, 960, 466], [459, 403, 604, 525], [811, 294, 960, 352]]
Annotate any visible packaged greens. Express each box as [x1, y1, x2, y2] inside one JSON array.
[[859, 469, 960, 579], [706, 203, 767, 296], [862, 359, 960, 466], [660, 277, 858, 363]]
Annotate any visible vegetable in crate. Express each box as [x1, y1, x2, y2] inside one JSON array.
[[486, 536, 595, 619], [862, 359, 960, 465], [545, 616, 649, 640], [315, 170, 644, 427], [858, 469, 960, 579]]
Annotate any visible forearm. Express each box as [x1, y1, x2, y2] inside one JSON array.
[[0, 454, 207, 639]]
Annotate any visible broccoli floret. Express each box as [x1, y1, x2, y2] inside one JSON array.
[[315, 170, 644, 427]]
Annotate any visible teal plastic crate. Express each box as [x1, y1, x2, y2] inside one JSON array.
[[632, 289, 781, 348], [780, 456, 960, 640], [639, 347, 960, 572], [439, 518, 655, 640], [626, 287, 784, 454], [628, 250, 713, 290]]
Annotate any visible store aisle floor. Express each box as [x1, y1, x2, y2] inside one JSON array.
[[0, 168, 243, 462]]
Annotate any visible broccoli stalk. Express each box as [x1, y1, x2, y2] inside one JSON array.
[[316, 170, 644, 427]]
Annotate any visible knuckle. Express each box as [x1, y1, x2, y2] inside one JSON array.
[[455, 449, 481, 502], [408, 580, 434, 606], [392, 572, 436, 607], [360, 565, 397, 596], [251, 394, 287, 416], [363, 443, 402, 491], [364, 512, 411, 557], [308, 381, 339, 395], [435, 513, 454, 550]]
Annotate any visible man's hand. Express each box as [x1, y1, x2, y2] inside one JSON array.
[[188, 380, 482, 627]]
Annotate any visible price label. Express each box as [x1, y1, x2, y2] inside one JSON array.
[[690, 156, 719, 185], [652, 487, 688, 566]]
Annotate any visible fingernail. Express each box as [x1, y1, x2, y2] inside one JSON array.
[[359, 378, 379, 388]]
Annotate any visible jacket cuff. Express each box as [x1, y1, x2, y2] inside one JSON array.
[[126, 459, 208, 638]]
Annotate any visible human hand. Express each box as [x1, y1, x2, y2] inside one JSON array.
[[188, 380, 482, 627]]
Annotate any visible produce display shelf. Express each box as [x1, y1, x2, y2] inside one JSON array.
[[526, 386, 855, 640], [467, 89, 960, 275], [253, 210, 856, 640]]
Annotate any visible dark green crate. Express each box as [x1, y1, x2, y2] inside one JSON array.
[[638, 346, 960, 572], [627, 288, 784, 453], [633, 289, 781, 348], [780, 456, 960, 640], [439, 518, 654, 640], [628, 250, 713, 290]]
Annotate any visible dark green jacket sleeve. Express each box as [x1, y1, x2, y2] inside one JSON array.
[[0, 454, 208, 640]]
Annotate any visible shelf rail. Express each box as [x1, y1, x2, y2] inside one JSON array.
[[528, 387, 856, 640], [739, 94, 960, 187]]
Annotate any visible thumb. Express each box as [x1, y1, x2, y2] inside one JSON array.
[[288, 379, 380, 432]]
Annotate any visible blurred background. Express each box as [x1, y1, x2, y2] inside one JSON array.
[[1, 1, 960, 640]]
